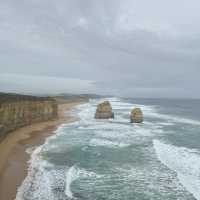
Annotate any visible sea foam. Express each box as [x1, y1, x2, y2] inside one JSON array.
[[153, 140, 200, 200], [65, 166, 102, 199], [147, 112, 200, 126], [15, 146, 57, 200], [65, 166, 79, 199], [89, 138, 130, 148]]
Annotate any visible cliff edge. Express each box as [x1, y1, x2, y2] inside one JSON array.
[[0, 93, 58, 141]]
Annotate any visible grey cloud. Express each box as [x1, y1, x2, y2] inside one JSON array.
[[0, 0, 200, 98], [0, 73, 95, 95]]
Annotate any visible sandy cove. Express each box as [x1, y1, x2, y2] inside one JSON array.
[[0, 100, 86, 200]]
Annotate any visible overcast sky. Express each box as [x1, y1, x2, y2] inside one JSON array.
[[0, 0, 200, 98]]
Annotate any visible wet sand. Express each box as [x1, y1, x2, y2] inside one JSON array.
[[0, 101, 86, 200]]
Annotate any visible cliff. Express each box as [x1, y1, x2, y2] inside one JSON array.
[[0, 93, 58, 141]]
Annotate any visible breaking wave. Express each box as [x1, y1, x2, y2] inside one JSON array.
[[65, 165, 102, 199], [153, 140, 200, 200], [89, 138, 130, 148]]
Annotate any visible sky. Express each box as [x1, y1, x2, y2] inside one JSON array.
[[0, 0, 200, 98]]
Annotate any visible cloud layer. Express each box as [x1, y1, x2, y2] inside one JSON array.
[[0, 73, 95, 95], [0, 0, 200, 97]]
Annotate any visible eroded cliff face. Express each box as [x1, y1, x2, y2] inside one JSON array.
[[0, 93, 58, 141]]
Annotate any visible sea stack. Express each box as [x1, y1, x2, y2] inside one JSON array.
[[130, 107, 143, 123], [95, 101, 114, 119]]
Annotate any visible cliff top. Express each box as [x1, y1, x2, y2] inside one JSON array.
[[0, 92, 54, 105]]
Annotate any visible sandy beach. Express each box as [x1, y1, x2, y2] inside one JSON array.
[[0, 100, 86, 200]]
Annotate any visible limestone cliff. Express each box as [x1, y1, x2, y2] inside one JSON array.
[[0, 93, 58, 141]]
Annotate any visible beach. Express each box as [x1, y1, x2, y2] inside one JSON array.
[[0, 100, 86, 200]]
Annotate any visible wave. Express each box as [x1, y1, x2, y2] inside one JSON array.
[[15, 146, 57, 200], [153, 140, 200, 200], [157, 122, 174, 126], [147, 112, 200, 126], [65, 166, 79, 199], [89, 138, 130, 148], [65, 166, 102, 199], [15, 125, 72, 200]]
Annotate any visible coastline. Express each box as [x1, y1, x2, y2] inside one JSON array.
[[0, 100, 86, 200]]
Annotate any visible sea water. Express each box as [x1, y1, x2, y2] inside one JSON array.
[[15, 98, 200, 200]]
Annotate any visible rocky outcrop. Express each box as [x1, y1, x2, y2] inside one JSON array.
[[95, 101, 114, 119], [130, 107, 143, 123], [0, 93, 58, 141]]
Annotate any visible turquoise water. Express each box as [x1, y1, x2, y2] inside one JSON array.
[[16, 98, 200, 200]]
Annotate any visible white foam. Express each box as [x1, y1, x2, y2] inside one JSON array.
[[16, 119, 79, 200], [89, 138, 130, 148], [65, 166, 102, 199], [26, 146, 37, 154], [147, 112, 200, 126], [153, 140, 200, 200], [158, 122, 174, 126], [65, 166, 78, 199], [15, 146, 57, 200]]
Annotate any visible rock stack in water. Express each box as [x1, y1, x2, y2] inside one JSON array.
[[130, 107, 143, 123], [95, 101, 114, 119]]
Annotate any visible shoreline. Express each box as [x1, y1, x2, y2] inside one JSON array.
[[0, 100, 86, 200]]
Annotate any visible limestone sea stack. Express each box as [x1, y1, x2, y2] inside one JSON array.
[[95, 101, 114, 119], [130, 107, 143, 123]]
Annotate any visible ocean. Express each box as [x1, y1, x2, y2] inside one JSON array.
[[15, 97, 200, 200]]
